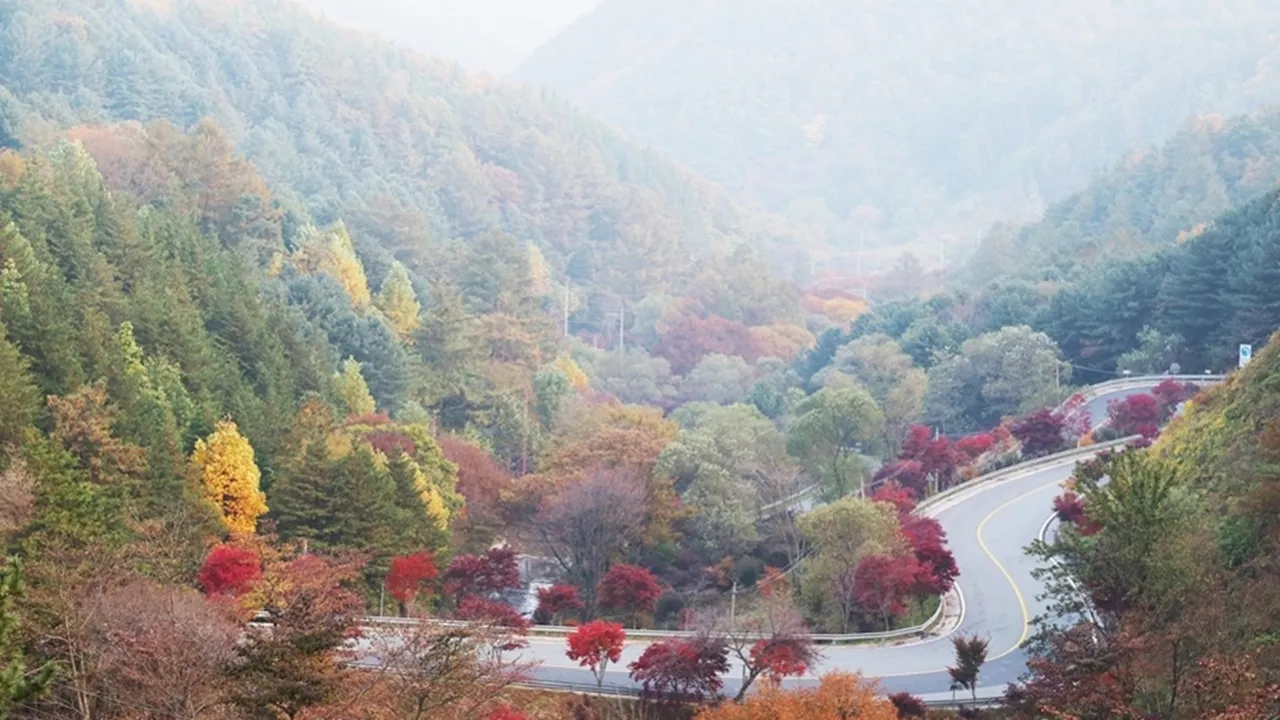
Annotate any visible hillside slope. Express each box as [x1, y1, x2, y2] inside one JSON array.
[[0, 0, 810, 327], [1012, 334, 1280, 717], [292, 0, 598, 76], [517, 0, 1280, 252], [960, 108, 1280, 284]]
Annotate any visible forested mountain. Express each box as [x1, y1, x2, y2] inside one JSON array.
[[1013, 330, 1280, 718], [292, 0, 598, 76], [517, 0, 1280, 254], [803, 182, 1280, 400], [960, 107, 1280, 283], [0, 0, 812, 330]]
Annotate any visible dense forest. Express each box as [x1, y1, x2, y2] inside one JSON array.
[[1, 0, 1279, 718], [959, 107, 1280, 284], [517, 0, 1280, 255]]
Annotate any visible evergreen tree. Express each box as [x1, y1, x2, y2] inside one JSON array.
[[270, 440, 335, 547], [0, 558, 55, 717], [375, 261, 421, 341], [0, 321, 38, 446], [333, 357, 377, 418]]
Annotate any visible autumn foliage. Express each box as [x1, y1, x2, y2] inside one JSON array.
[[190, 420, 268, 538], [534, 583, 583, 625], [198, 544, 262, 598], [597, 564, 663, 625], [694, 672, 898, 720], [1011, 408, 1067, 457], [628, 636, 730, 701], [653, 315, 763, 374], [445, 546, 522, 600], [386, 552, 439, 606], [565, 620, 626, 687], [1106, 393, 1161, 437]]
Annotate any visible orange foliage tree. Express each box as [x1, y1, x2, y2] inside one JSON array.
[[695, 672, 897, 720]]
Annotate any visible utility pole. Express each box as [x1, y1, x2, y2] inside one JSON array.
[[857, 230, 864, 278], [730, 580, 739, 631], [562, 279, 571, 339], [608, 306, 627, 361]]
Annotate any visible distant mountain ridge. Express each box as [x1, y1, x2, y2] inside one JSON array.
[[292, 0, 599, 76], [0, 0, 811, 330], [517, 0, 1280, 254]]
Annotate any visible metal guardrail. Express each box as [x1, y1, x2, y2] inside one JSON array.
[[510, 677, 1005, 710], [360, 592, 948, 645], [914, 435, 1139, 515], [1071, 374, 1224, 402]]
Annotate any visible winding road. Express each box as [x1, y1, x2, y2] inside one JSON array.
[[359, 377, 1220, 701]]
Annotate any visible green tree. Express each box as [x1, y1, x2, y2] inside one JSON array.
[[0, 558, 55, 717], [333, 357, 377, 418], [375, 261, 422, 341], [926, 325, 1069, 432], [658, 404, 792, 557], [798, 497, 904, 632], [0, 321, 38, 446], [786, 388, 884, 500], [817, 334, 926, 449]]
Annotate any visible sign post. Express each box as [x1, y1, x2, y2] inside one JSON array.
[[1239, 344, 1253, 368]]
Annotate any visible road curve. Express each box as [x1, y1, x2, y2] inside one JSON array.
[[408, 381, 1205, 698]]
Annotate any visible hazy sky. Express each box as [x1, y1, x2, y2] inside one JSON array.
[[295, 0, 600, 75]]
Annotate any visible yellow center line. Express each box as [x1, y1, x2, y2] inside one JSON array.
[[977, 479, 1064, 662], [876, 475, 1065, 678]]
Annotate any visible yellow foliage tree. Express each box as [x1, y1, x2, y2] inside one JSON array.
[[696, 673, 897, 720], [375, 261, 421, 341], [333, 357, 377, 417], [190, 420, 267, 538], [553, 354, 590, 390], [292, 222, 372, 309], [750, 324, 817, 360], [821, 296, 870, 324]]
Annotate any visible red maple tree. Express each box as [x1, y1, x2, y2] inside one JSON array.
[[628, 636, 730, 701], [748, 637, 812, 681], [444, 546, 522, 601], [889, 691, 928, 718], [900, 515, 959, 595], [534, 583, 583, 625], [455, 597, 531, 641], [899, 425, 962, 486], [871, 481, 917, 514], [198, 544, 261, 598], [1106, 394, 1161, 437], [853, 554, 921, 630], [565, 620, 627, 687], [597, 564, 662, 626], [872, 460, 928, 497], [955, 432, 995, 459], [1011, 409, 1066, 457], [1150, 379, 1198, 420], [385, 552, 439, 610]]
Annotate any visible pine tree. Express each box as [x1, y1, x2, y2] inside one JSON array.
[[1, 558, 55, 717], [190, 420, 268, 538], [333, 357, 376, 418], [270, 440, 335, 546], [387, 453, 449, 554], [0, 321, 38, 446], [374, 261, 421, 341]]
